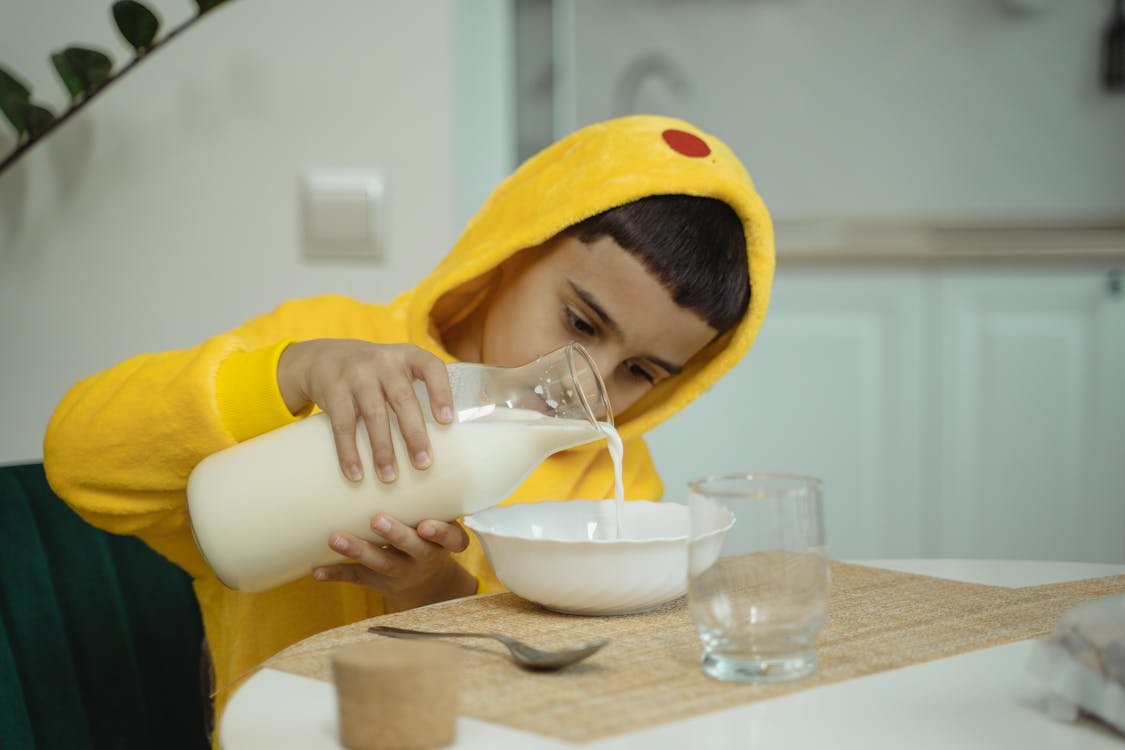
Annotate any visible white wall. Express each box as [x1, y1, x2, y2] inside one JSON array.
[[0, 0, 513, 464], [556, 0, 1125, 223]]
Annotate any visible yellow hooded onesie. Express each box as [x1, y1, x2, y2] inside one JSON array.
[[43, 114, 774, 725]]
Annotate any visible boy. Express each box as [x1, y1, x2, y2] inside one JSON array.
[[43, 115, 775, 725]]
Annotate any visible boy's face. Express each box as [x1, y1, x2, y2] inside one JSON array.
[[477, 234, 720, 416]]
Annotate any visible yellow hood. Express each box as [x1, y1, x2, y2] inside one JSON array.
[[407, 114, 775, 442]]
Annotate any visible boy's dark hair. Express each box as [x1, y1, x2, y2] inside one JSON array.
[[564, 195, 749, 334]]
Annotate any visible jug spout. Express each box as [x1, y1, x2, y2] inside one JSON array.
[[521, 342, 613, 428], [447, 342, 613, 431]]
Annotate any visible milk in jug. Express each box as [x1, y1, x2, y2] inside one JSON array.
[[187, 342, 612, 592]]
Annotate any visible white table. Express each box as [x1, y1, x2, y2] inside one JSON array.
[[220, 559, 1125, 749]]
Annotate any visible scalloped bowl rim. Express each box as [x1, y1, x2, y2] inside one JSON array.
[[462, 499, 735, 615], [465, 499, 702, 544]]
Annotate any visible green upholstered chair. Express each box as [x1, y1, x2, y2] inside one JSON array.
[[0, 462, 208, 749]]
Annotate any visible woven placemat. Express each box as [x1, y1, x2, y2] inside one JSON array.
[[262, 562, 1125, 743]]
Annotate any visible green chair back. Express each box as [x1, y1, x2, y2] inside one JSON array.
[[0, 462, 207, 749]]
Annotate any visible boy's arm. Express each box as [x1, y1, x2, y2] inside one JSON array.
[[44, 335, 250, 538], [42, 296, 378, 541]]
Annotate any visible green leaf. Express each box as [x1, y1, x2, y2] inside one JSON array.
[[194, 0, 225, 13], [1, 93, 29, 136], [0, 68, 32, 134], [65, 47, 114, 89], [0, 96, 54, 139], [52, 46, 114, 100], [0, 66, 32, 103], [24, 103, 57, 138], [51, 52, 83, 101], [113, 0, 161, 52]]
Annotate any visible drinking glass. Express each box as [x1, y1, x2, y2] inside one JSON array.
[[687, 473, 829, 683]]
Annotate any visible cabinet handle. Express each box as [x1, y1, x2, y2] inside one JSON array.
[[1109, 270, 1122, 297]]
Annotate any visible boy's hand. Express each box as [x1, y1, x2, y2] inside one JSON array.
[[277, 339, 454, 482], [311, 515, 477, 609]]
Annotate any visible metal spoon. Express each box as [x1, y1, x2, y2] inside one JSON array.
[[368, 625, 609, 671]]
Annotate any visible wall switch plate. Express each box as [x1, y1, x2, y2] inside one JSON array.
[[301, 170, 386, 260]]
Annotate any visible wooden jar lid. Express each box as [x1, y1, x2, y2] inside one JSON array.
[[332, 639, 460, 750]]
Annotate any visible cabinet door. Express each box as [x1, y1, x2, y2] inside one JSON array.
[[933, 267, 1125, 563], [646, 266, 927, 558]]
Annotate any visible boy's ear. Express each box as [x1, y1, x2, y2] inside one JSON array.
[[430, 270, 498, 334]]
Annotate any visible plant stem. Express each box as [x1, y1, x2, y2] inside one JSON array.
[[0, 4, 230, 176]]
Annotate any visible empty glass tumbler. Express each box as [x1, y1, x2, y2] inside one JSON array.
[[687, 473, 830, 683]]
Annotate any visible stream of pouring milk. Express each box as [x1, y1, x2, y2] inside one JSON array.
[[601, 423, 626, 539]]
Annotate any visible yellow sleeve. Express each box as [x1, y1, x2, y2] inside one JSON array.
[[43, 295, 395, 549], [43, 335, 247, 540], [215, 340, 312, 442]]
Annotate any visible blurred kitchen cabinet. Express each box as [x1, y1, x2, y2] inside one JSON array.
[[932, 267, 1125, 564], [647, 267, 929, 559], [647, 263, 1125, 563]]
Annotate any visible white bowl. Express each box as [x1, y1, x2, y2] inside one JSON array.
[[464, 499, 731, 616]]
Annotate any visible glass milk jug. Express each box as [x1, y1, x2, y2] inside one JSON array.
[[187, 342, 612, 592]]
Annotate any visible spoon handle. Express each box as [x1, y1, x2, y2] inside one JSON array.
[[369, 625, 500, 642]]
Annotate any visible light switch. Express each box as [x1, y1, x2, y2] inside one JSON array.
[[301, 170, 386, 260]]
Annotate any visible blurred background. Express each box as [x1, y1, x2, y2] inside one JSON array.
[[2, 0, 1122, 562]]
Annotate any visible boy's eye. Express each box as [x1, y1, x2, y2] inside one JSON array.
[[566, 308, 596, 336], [626, 361, 656, 384]]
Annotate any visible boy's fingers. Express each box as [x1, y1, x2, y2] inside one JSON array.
[[325, 394, 363, 482], [368, 515, 441, 567], [384, 379, 432, 470], [354, 392, 397, 482], [329, 530, 411, 577], [416, 355, 455, 424], [417, 519, 469, 553], [314, 561, 391, 588]]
